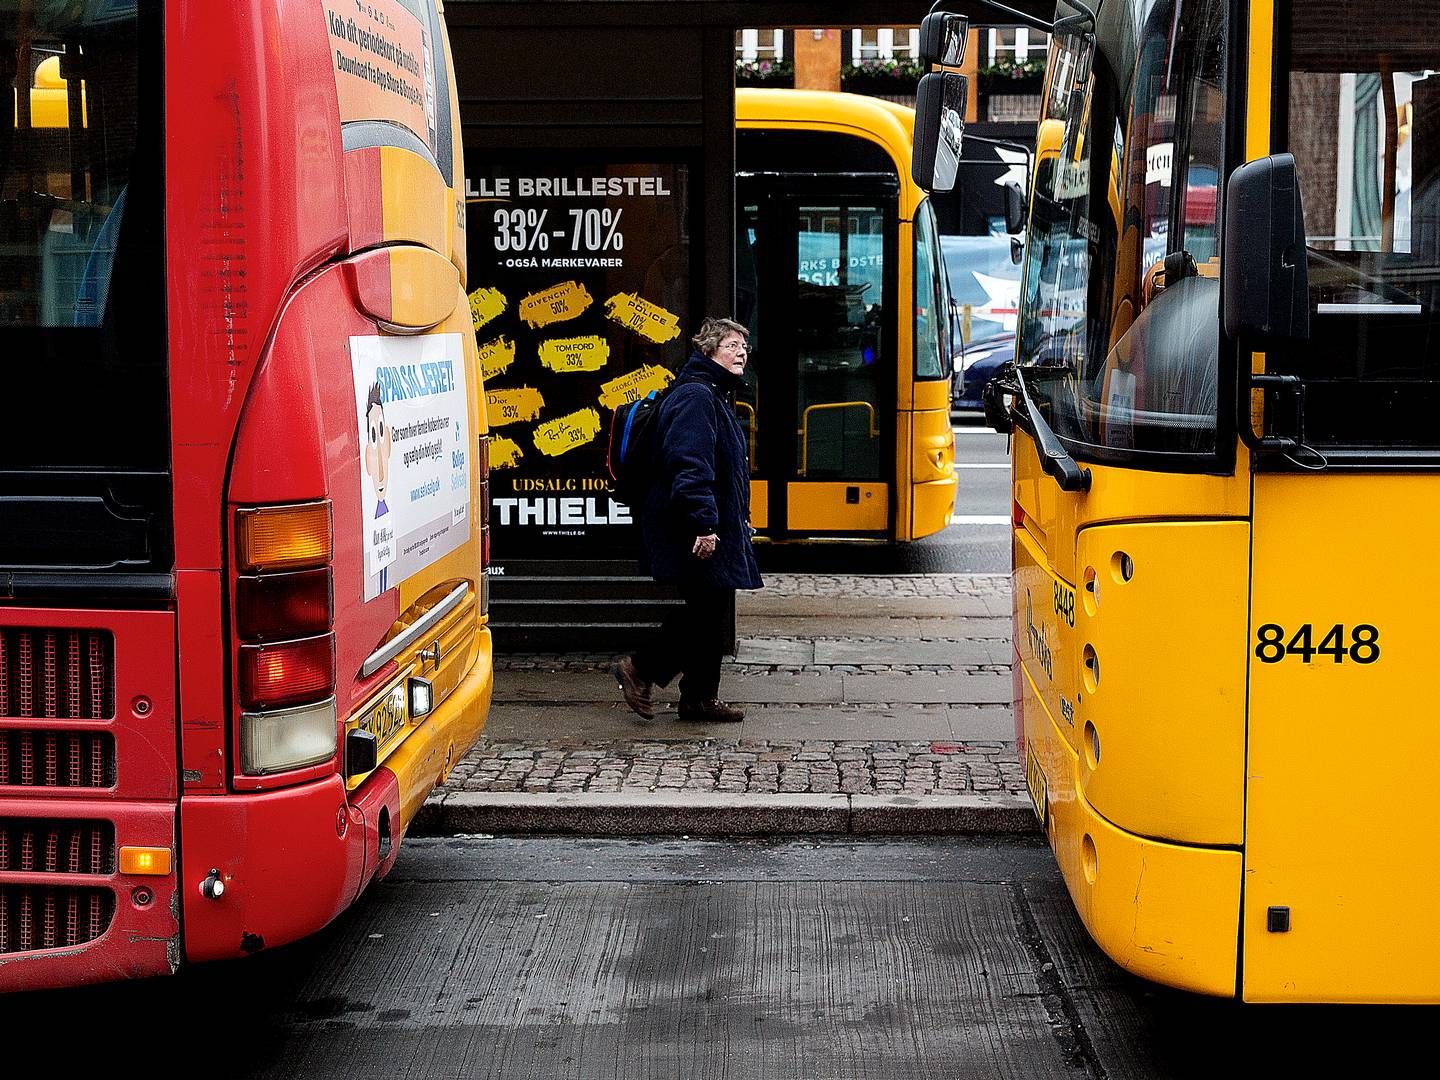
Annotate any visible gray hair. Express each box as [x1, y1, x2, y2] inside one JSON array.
[[692, 317, 749, 356]]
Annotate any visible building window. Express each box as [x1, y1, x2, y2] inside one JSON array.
[[987, 25, 1049, 64], [737, 28, 785, 62], [850, 27, 920, 62]]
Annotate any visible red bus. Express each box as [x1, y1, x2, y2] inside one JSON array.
[[1, 0, 492, 989]]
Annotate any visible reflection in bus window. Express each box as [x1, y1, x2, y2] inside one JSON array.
[[1017, 0, 1226, 458], [1278, 4, 1440, 449], [913, 199, 947, 379]]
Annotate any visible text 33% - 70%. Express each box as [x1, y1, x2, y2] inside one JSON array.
[[493, 208, 625, 254]]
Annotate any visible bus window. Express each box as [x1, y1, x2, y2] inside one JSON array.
[[2, 4, 167, 479], [1018, 0, 1227, 459], [795, 203, 884, 480], [913, 198, 948, 380], [1278, 4, 1440, 450]]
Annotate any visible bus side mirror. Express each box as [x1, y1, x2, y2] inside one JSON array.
[[912, 71, 967, 194], [1004, 180, 1028, 235], [919, 13, 970, 66], [1223, 153, 1310, 345]]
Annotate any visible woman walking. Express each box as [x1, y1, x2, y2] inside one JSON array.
[[616, 317, 762, 722]]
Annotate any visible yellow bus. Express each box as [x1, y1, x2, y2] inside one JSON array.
[[735, 88, 957, 542], [921, 0, 1440, 1001]]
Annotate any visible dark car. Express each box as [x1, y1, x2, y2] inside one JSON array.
[[951, 331, 1014, 412]]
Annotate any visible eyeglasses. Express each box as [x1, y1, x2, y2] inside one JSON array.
[[719, 341, 749, 353]]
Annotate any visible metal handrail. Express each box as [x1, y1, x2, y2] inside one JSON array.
[[798, 401, 879, 477], [360, 582, 470, 677], [733, 401, 758, 466]]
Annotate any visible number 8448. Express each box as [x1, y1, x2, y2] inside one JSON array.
[[1254, 623, 1379, 665]]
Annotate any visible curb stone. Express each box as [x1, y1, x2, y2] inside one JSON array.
[[412, 790, 1037, 837]]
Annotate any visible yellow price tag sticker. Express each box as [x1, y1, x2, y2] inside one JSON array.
[[538, 335, 611, 374], [477, 336, 517, 382], [532, 407, 602, 458], [598, 364, 674, 410], [519, 280, 593, 329], [468, 287, 507, 331], [485, 386, 546, 426], [489, 435, 524, 470], [604, 292, 682, 344]]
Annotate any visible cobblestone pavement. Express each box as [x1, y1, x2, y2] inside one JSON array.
[[444, 739, 1025, 797], [756, 573, 1011, 597], [496, 653, 1011, 676]]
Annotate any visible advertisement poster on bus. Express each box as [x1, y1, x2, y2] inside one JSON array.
[[350, 333, 471, 600], [322, 0, 439, 156], [464, 160, 691, 562]]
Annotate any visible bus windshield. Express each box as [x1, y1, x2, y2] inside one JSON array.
[[1279, 4, 1440, 452], [2, 0, 166, 470], [1017, 0, 1227, 460]]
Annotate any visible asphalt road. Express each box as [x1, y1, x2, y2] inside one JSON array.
[[757, 416, 1012, 575], [10, 837, 1431, 1078]]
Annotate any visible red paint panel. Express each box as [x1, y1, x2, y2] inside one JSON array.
[[180, 775, 370, 963], [353, 766, 402, 884], [344, 248, 395, 326], [177, 572, 227, 793], [344, 148, 386, 253], [165, 1, 348, 572], [0, 799, 178, 992], [226, 268, 400, 740]]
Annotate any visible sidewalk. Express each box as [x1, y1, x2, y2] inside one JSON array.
[[416, 574, 1034, 837]]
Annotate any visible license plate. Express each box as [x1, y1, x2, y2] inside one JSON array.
[[357, 685, 408, 758], [1025, 746, 1048, 827]]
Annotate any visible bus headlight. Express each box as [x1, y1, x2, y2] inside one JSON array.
[[240, 697, 338, 775]]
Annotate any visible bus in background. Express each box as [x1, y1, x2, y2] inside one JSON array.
[[735, 89, 958, 543], [1, 0, 492, 990], [917, 1, 1440, 1001]]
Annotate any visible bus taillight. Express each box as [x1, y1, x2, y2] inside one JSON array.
[[233, 500, 338, 775]]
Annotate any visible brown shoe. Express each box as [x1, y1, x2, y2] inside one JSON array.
[[678, 699, 745, 723], [614, 656, 654, 719]]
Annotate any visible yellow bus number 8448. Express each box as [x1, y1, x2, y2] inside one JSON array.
[[1254, 624, 1380, 665]]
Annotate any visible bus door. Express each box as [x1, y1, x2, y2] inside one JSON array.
[[1240, 3, 1440, 1003], [737, 174, 898, 538]]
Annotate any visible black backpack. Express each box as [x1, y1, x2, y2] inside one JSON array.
[[606, 388, 667, 507]]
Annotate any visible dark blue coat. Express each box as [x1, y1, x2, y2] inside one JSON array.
[[638, 354, 763, 591]]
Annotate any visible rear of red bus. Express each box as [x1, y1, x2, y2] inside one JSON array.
[[0, 0, 491, 990]]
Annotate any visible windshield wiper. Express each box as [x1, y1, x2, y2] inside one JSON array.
[[987, 363, 1092, 493]]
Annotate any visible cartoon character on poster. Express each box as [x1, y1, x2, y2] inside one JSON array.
[[351, 333, 472, 600]]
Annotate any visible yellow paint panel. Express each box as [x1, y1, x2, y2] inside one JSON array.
[[380, 145, 448, 255], [520, 281, 593, 329], [485, 386, 545, 426], [786, 483, 888, 533], [908, 407, 956, 542], [604, 292, 682, 343], [490, 435, 524, 471], [378, 629, 493, 829], [1023, 662, 1241, 997], [1012, 434, 1249, 585], [468, 287, 507, 331], [1246, 0, 1274, 161], [598, 365, 673, 410], [1075, 522, 1248, 845], [532, 408, 602, 457], [476, 336, 516, 382], [538, 335, 610, 373], [387, 245, 460, 330], [749, 481, 768, 530], [1014, 524, 1079, 756], [1245, 474, 1440, 1002]]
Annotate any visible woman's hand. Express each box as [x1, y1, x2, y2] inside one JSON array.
[[692, 533, 719, 560]]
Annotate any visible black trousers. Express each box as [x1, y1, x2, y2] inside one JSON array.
[[633, 585, 733, 703]]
